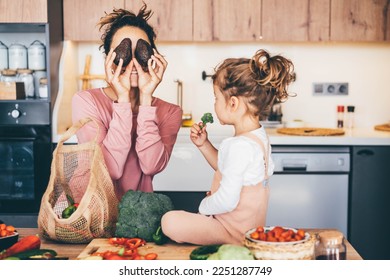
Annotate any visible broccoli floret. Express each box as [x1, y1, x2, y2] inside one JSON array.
[[115, 190, 174, 241], [200, 112, 214, 129]]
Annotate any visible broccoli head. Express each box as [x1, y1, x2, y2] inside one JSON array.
[[200, 112, 214, 129], [115, 190, 174, 241]]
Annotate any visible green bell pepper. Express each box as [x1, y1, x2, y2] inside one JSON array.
[[152, 226, 168, 245]]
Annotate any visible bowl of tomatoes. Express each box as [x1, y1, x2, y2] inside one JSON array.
[[0, 223, 19, 251], [245, 226, 310, 245], [244, 226, 315, 260]]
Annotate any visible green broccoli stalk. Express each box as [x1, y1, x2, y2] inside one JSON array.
[[199, 112, 214, 129], [115, 190, 174, 242]]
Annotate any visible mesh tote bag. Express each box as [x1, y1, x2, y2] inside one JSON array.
[[38, 117, 118, 243]]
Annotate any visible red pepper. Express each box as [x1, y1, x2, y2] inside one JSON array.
[[108, 237, 127, 246], [125, 238, 145, 249]]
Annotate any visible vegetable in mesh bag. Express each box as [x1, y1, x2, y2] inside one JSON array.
[[115, 190, 174, 242]]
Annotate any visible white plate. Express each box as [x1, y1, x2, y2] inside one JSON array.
[[245, 226, 310, 245]]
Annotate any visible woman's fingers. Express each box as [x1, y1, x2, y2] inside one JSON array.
[[105, 49, 116, 81]]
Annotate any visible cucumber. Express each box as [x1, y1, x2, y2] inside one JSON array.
[[190, 244, 221, 260], [9, 249, 57, 260]]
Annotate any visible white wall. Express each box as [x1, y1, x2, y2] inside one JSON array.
[[76, 42, 390, 130]]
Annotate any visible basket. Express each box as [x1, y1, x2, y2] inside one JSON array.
[[38, 117, 118, 243], [244, 233, 316, 260]]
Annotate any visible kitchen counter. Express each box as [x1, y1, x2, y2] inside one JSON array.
[[54, 126, 390, 146], [16, 228, 362, 260]]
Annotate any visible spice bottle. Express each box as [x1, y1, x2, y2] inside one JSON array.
[[38, 77, 48, 99], [315, 230, 346, 260], [346, 106, 355, 129], [337, 105, 344, 128]]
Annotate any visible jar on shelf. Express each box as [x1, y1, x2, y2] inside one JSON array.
[[17, 69, 35, 98], [38, 77, 48, 99], [8, 43, 27, 70], [0, 69, 18, 84], [337, 105, 344, 128], [315, 230, 346, 260], [0, 41, 8, 70], [28, 40, 46, 71]]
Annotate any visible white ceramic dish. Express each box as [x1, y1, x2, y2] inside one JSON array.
[[245, 226, 310, 245]]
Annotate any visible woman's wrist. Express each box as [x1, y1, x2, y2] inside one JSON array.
[[139, 94, 152, 106]]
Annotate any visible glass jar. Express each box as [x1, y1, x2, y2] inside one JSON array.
[[17, 69, 35, 98], [315, 230, 346, 260], [38, 77, 48, 99], [0, 69, 18, 84]]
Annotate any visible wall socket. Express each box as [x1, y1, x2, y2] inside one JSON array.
[[313, 83, 349, 96]]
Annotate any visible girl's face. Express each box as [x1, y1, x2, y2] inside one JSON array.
[[111, 26, 150, 87], [213, 85, 230, 125]]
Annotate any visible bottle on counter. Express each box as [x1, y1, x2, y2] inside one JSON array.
[[337, 105, 344, 128], [346, 106, 355, 129], [315, 230, 346, 260]]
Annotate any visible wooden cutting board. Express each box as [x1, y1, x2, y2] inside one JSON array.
[[77, 238, 199, 260], [374, 124, 390, 132], [277, 127, 345, 136]]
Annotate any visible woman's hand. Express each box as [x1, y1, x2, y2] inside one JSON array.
[[190, 122, 208, 147], [105, 48, 133, 103], [135, 49, 168, 106]]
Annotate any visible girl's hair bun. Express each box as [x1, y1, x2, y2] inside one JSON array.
[[250, 49, 295, 102]]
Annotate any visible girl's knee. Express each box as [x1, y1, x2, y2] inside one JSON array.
[[161, 210, 186, 243]]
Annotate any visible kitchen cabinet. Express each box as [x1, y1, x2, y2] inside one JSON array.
[[261, 0, 330, 42], [349, 146, 390, 260], [193, 0, 261, 41], [331, 0, 390, 42], [0, 0, 47, 23], [125, 0, 193, 41], [63, 0, 124, 41]]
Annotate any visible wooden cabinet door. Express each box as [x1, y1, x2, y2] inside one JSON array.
[[125, 0, 193, 41], [0, 0, 47, 22], [262, 0, 330, 42], [63, 0, 124, 41], [331, 0, 390, 42], [193, 0, 261, 41]]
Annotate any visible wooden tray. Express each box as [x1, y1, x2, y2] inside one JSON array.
[[276, 127, 345, 136], [374, 124, 390, 132], [77, 238, 198, 260]]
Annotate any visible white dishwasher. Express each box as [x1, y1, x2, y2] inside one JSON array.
[[267, 146, 350, 236]]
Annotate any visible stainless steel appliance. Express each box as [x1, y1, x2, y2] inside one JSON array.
[[267, 146, 350, 236]]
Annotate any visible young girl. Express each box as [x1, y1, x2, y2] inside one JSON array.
[[161, 49, 295, 245]]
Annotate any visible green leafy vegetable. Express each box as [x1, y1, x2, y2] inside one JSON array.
[[115, 190, 174, 242], [200, 113, 214, 129], [206, 244, 255, 260]]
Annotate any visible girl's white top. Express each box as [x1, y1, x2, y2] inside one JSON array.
[[199, 126, 274, 215]]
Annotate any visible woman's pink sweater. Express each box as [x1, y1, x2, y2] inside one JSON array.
[[72, 88, 182, 199]]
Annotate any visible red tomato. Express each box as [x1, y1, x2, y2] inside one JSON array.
[[144, 253, 158, 260]]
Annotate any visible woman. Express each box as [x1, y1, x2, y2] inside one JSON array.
[[72, 4, 182, 199]]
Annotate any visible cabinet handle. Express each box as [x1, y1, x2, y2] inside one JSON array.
[[356, 149, 374, 156]]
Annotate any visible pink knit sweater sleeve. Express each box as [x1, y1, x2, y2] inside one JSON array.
[[72, 91, 133, 180], [136, 105, 182, 175]]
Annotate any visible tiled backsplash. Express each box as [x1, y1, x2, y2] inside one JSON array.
[[74, 42, 390, 130]]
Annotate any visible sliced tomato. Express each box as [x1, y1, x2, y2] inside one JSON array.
[[144, 253, 158, 260]]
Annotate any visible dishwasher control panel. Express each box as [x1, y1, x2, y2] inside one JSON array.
[[271, 147, 350, 173]]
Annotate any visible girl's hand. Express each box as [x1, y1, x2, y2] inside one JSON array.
[[105, 48, 133, 103], [190, 122, 208, 147], [135, 49, 168, 105]]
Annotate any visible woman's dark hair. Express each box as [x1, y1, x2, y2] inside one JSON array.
[[98, 3, 157, 55], [212, 49, 296, 120]]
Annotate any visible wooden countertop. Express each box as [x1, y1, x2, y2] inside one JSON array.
[[16, 228, 362, 260]]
